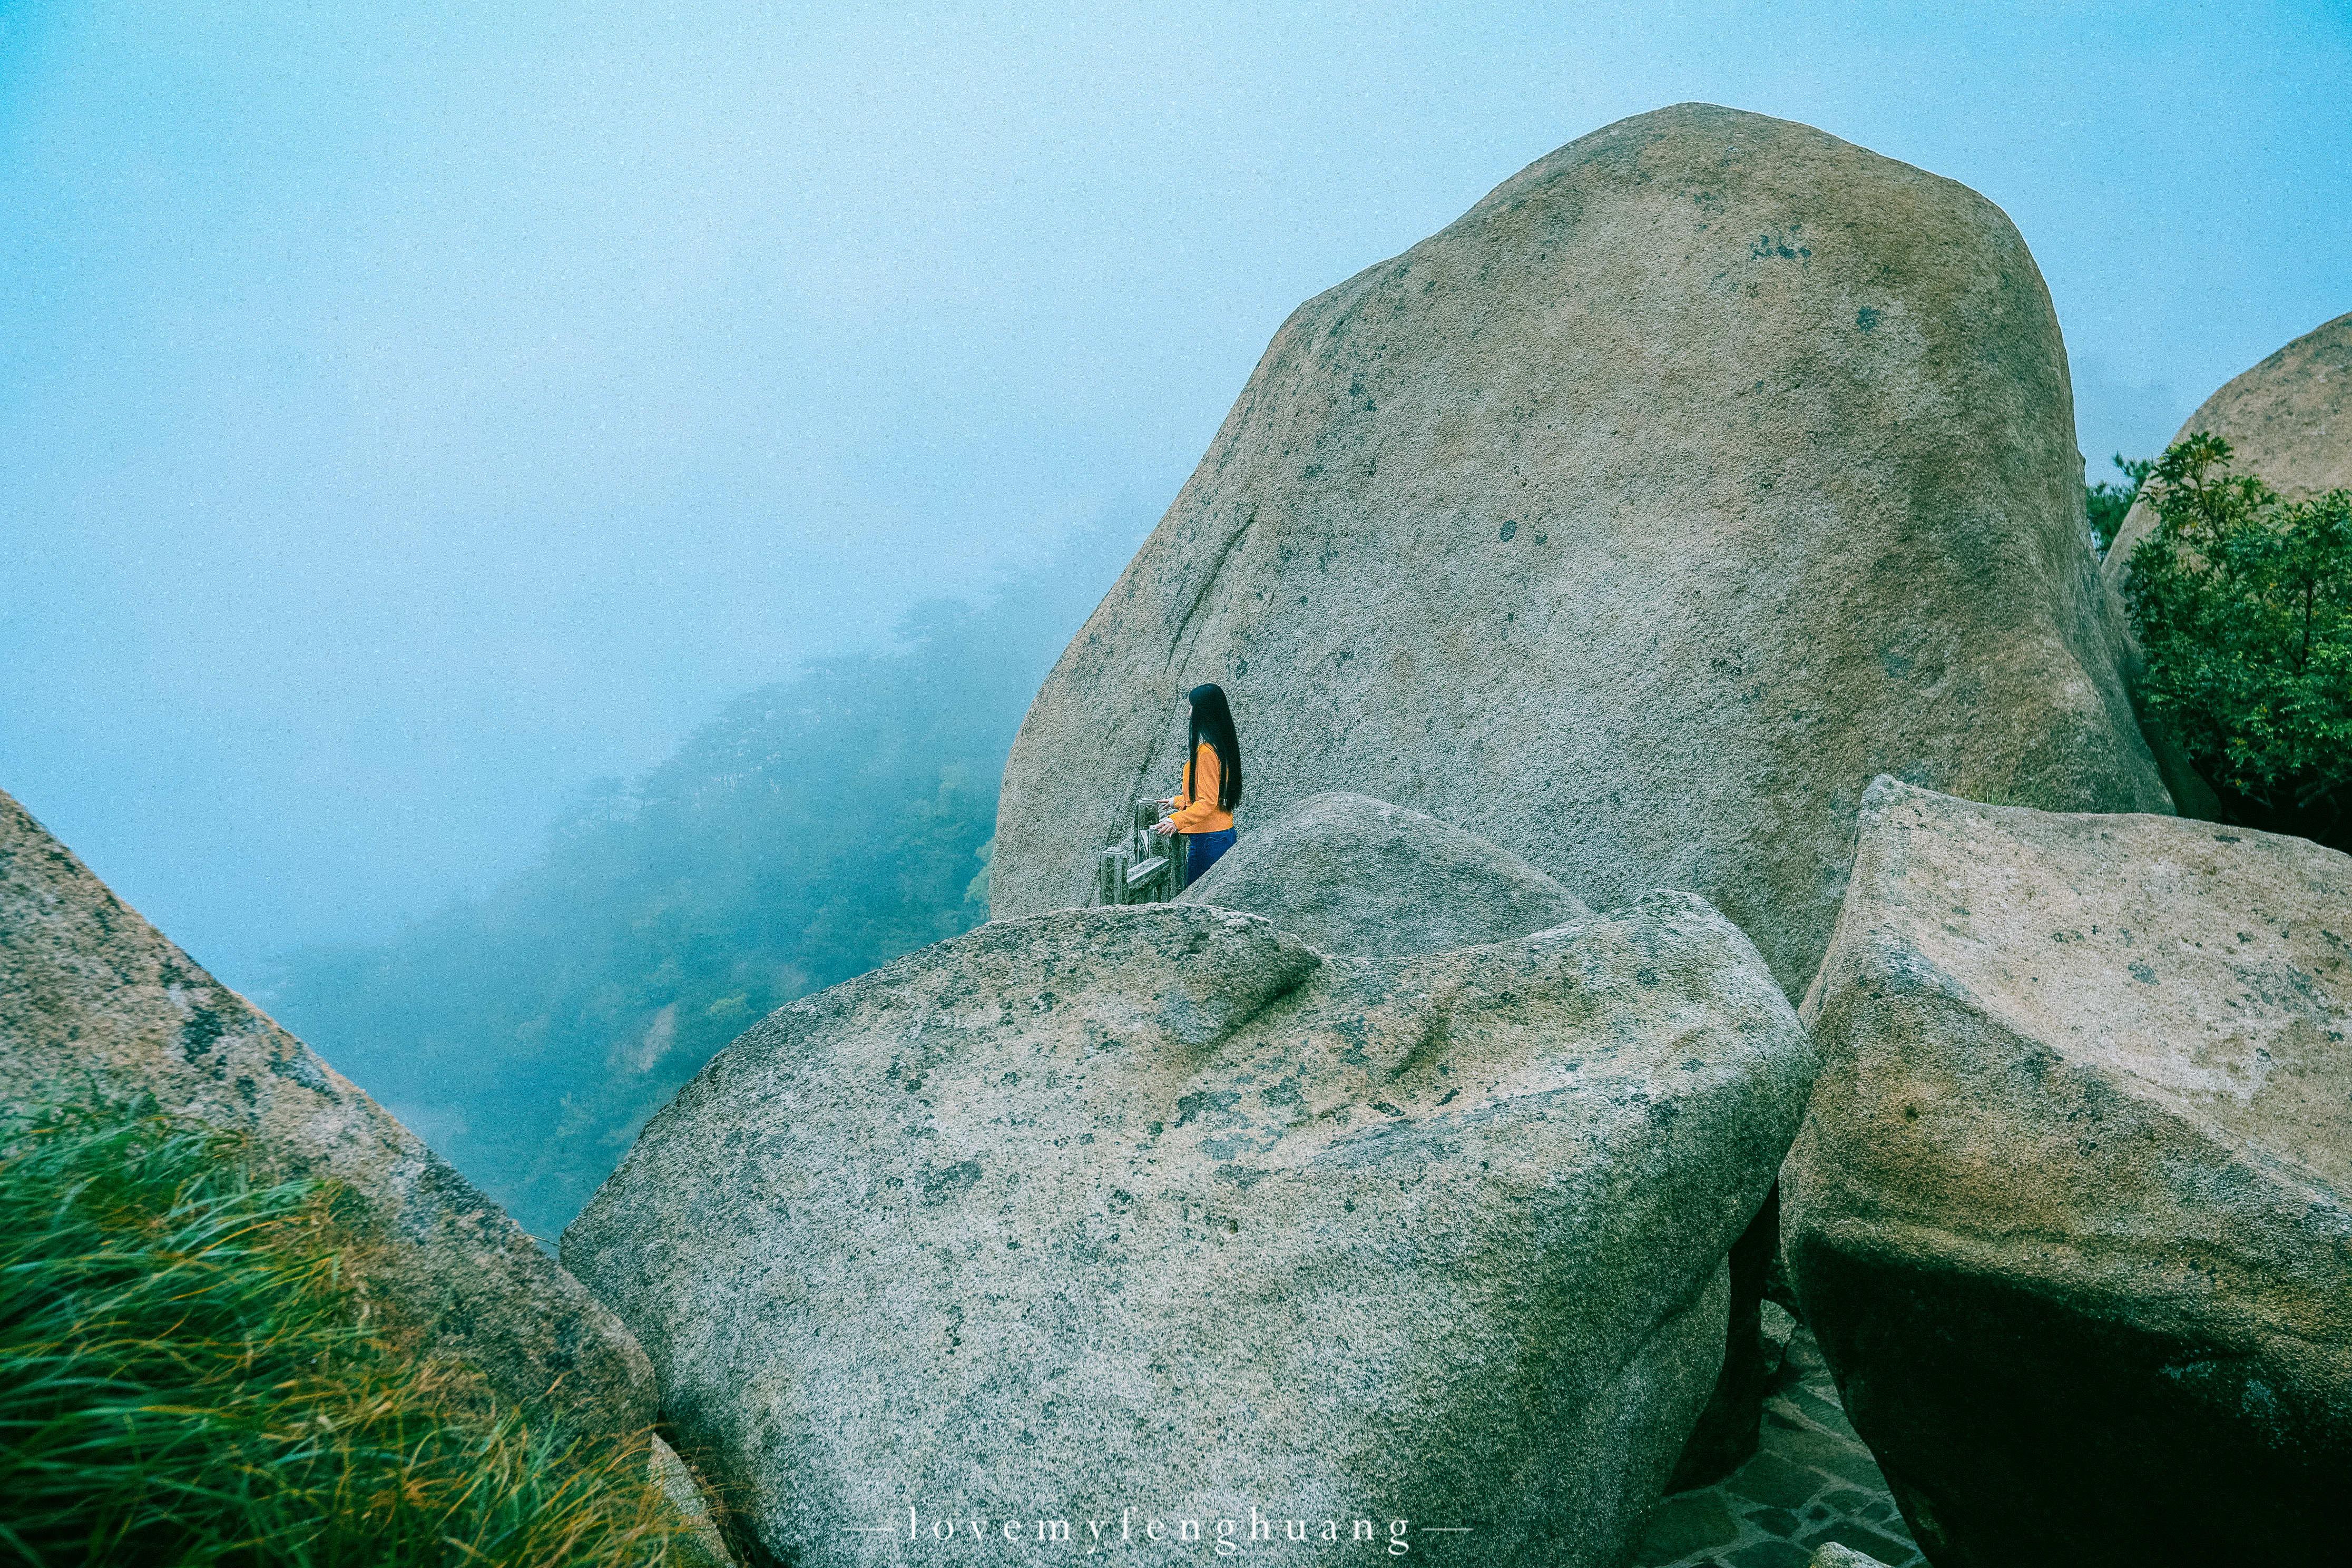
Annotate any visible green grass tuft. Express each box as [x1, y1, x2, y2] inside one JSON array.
[[0, 1097, 700, 1566]]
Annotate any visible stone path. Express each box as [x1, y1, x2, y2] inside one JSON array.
[[1630, 1312, 1924, 1568]]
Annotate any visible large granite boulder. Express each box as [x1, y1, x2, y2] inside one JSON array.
[[1173, 790, 1589, 956], [990, 101, 2172, 997], [1783, 778, 2351, 1567], [1177, 796, 1778, 1497], [0, 786, 655, 1437], [564, 895, 1816, 1567], [2098, 309, 2352, 816]]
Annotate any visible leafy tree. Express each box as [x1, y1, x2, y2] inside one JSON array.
[[265, 520, 1138, 1239], [2086, 451, 2153, 557], [2122, 433, 2352, 849]]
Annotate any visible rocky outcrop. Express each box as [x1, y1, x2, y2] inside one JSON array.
[[1783, 778, 2351, 1567], [990, 101, 2172, 996], [564, 896, 1815, 1567], [2098, 310, 2351, 816], [1173, 790, 1589, 956], [1173, 794, 1795, 1497], [0, 786, 654, 1437], [2101, 309, 2351, 577]]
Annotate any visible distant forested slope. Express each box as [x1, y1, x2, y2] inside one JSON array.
[[266, 520, 1139, 1239]]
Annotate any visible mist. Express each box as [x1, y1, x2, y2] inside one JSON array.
[[4, 7, 2348, 1008]]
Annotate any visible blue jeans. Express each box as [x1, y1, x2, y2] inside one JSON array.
[[1184, 829, 1237, 889]]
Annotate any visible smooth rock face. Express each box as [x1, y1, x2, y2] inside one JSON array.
[[991, 101, 2172, 996], [2098, 310, 2351, 815], [0, 787, 654, 1437], [1173, 790, 1589, 956], [565, 896, 1816, 1567], [1784, 778, 2352, 1568]]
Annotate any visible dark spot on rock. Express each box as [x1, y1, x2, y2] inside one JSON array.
[[1213, 1164, 1268, 1190], [1856, 306, 1880, 332], [268, 1047, 331, 1095], [2214, 833, 2242, 844], [1635, 967, 1660, 987], [2129, 962, 2158, 985], [1500, 521, 1518, 542], [922, 1160, 983, 1204], [1904, 1105, 1919, 1121], [180, 1007, 229, 1059], [1173, 1089, 1241, 1128], [1372, 1101, 1406, 1118], [1436, 1089, 1458, 1106]]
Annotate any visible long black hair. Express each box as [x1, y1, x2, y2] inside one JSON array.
[[1186, 683, 1242, 810]]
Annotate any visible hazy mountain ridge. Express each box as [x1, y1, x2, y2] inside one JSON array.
[[265, 519, 1140, 1239]]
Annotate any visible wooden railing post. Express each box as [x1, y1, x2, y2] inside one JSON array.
[[1139, 797, 1183, 902], [1098, 799, 1184, 906]]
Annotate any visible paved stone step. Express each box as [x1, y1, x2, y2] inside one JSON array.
[[1630, 1320, 1924, 1568]]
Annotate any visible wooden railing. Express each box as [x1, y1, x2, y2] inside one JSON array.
[[1097, 798, 1184, 905]]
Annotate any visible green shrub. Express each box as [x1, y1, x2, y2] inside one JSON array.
[[2123, 433, 2352, 850], [0, 1099, 695, 1566]]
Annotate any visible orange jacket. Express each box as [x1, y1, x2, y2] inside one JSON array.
[[1165, 743, 1234, 834]]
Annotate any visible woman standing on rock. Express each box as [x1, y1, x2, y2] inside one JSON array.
[[1155, 683, 1242, 888]]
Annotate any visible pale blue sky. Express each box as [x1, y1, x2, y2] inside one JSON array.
[[4, 1, 2349, 988]]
